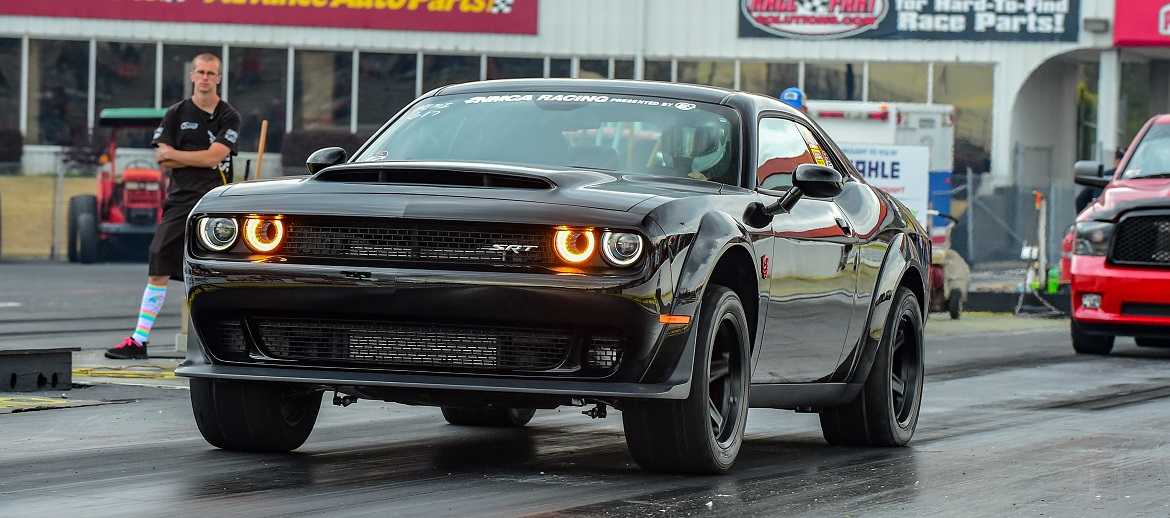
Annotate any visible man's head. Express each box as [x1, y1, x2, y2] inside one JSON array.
[[780, 87, 807, 114], [190, 53, 222, 95]]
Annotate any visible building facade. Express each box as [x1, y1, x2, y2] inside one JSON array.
[[1, 0, 1167, 260]]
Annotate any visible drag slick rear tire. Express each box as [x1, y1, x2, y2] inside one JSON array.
[[820, 286, 924, 447], [441, 407, 536, 427], [190, 378, 322, 452], [622, 285, 751, 474]]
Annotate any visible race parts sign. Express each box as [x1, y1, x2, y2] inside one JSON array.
[[740, 0, 1080, 41], [0, 0, 537, 35]]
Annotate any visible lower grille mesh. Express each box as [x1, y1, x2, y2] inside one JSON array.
[[255, 319, 573, 370]]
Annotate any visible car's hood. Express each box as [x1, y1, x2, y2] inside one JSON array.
[[1080, 177, 1170, 222], [199, 161, 723, 219]]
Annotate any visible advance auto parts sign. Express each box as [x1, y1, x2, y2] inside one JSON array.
[[0, 0, 537, 35], [740, 0, 1079, 42]]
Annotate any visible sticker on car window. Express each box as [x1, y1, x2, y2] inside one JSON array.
[[797, 126, 829, 166]]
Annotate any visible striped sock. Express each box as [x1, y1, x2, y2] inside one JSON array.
[[131, 282, 167, 344]]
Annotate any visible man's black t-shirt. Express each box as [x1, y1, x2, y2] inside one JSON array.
[[151, 98, 241, 207]]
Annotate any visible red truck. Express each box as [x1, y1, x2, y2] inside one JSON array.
[[1068, 113, 1170, 354]]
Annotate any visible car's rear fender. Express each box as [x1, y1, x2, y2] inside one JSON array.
[[833, 232, 928, 391]]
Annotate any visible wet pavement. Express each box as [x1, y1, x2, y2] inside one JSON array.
[[9, 261, 1170, 518]]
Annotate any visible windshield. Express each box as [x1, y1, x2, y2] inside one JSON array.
[[1121, 123, 1170, 179], [356, 92, 741, 185]]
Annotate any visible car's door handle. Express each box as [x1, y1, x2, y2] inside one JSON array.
[[836, 217, 852, 235]]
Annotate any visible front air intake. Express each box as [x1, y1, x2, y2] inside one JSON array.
[[315, 168, 553, 189]]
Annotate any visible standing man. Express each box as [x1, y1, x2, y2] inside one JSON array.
[[106, 53, 240, 359]]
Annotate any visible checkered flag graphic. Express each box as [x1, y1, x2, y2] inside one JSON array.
[[490, 0, 513, 14], [795, 0, 830, 14]]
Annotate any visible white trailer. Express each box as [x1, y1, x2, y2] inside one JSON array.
[[806, 100, 957, 235]]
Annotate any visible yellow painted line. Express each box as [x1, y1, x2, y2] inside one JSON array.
[[73, 366, 177, 379], [0, 396, 106, 413]]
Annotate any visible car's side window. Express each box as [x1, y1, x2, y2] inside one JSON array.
[[756, 117, 816, 190]]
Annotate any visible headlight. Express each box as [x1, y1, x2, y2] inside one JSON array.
[[1074, 221, 1113, 256], [243, 218, 285, 253], [197, 217, 237, 252], [553, 228, 595, 264], [601, 231, 643, 266]]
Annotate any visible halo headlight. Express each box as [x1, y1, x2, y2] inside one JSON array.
[[554, 228, 595, 264], [601, 231, 643, 266], [243, 218, 285, 253], [197, 217, 238, 252]]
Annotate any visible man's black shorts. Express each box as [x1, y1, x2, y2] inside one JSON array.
[[148, 171, 225, 279]]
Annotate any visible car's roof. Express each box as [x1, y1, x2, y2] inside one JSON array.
[[1152, 113, 1170, 125], [433, 78, 742, 105]]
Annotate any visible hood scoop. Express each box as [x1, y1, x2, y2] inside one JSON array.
[[313, 165, 554, 190]]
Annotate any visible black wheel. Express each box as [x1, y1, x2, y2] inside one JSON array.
[[440, 407, 536, 427], [67, 195, 97, 263], [622, 285, 751, 474], [1070, 319, 1114, 355], [189, 378, 322, 452], [947, 288, 962, 320], [1134, 337, 1170, 348], [820, 286, 924, 446], [76, 212, 101, 264]]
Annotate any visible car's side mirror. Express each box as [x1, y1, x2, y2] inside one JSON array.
[[306, 147, 347, 174], [792, 163, 844, 198], [752, 164, 845, 223], [1073, 160, 1110, 188]]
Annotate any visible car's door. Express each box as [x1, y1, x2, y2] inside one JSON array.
[[753, 116, 860, 383]]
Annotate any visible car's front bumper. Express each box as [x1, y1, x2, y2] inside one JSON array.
[[178, 258, 699, 402], [1070, 255, 1170, 337]]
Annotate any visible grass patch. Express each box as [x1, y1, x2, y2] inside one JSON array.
[[0, 176, 97, 259]]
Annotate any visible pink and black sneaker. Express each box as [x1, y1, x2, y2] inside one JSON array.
[[105, 337, 149, 360]]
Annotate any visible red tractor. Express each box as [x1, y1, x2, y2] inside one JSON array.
[[68, 108, 167, 263]]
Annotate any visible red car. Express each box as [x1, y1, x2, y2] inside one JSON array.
[[1068, 114, 1170, 354]]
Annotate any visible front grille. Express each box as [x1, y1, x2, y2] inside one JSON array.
[[1112, 213, 1170, 266], [254, 319, 574, 371], [1121, 303, 1170, 318], [282, 218, 553, 265]]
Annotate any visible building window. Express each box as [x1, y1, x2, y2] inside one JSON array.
[[579, 59, 609, 79], [805, 62, 860, 101], [486, 56, 545, 80], [96, 42, 156, 114], [230, 47, 288, 153], [739, 62, 800, 100], [644, 60, 672, 82], [549, 58, 571, 78], [0, 38, 20, 131], [28, 39, 89, 146], [868, 63, 928, 103], [614, 59, 635, 80], [933, 64, 994, 173], [293, 50, 352, 131], [423, 54, 479, 93], [162, 44, 222, 109], [357, 52, 416, 138], [677, 60, 735, 88]]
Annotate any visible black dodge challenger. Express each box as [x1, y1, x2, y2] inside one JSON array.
[[177, 78, 931, 474]]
